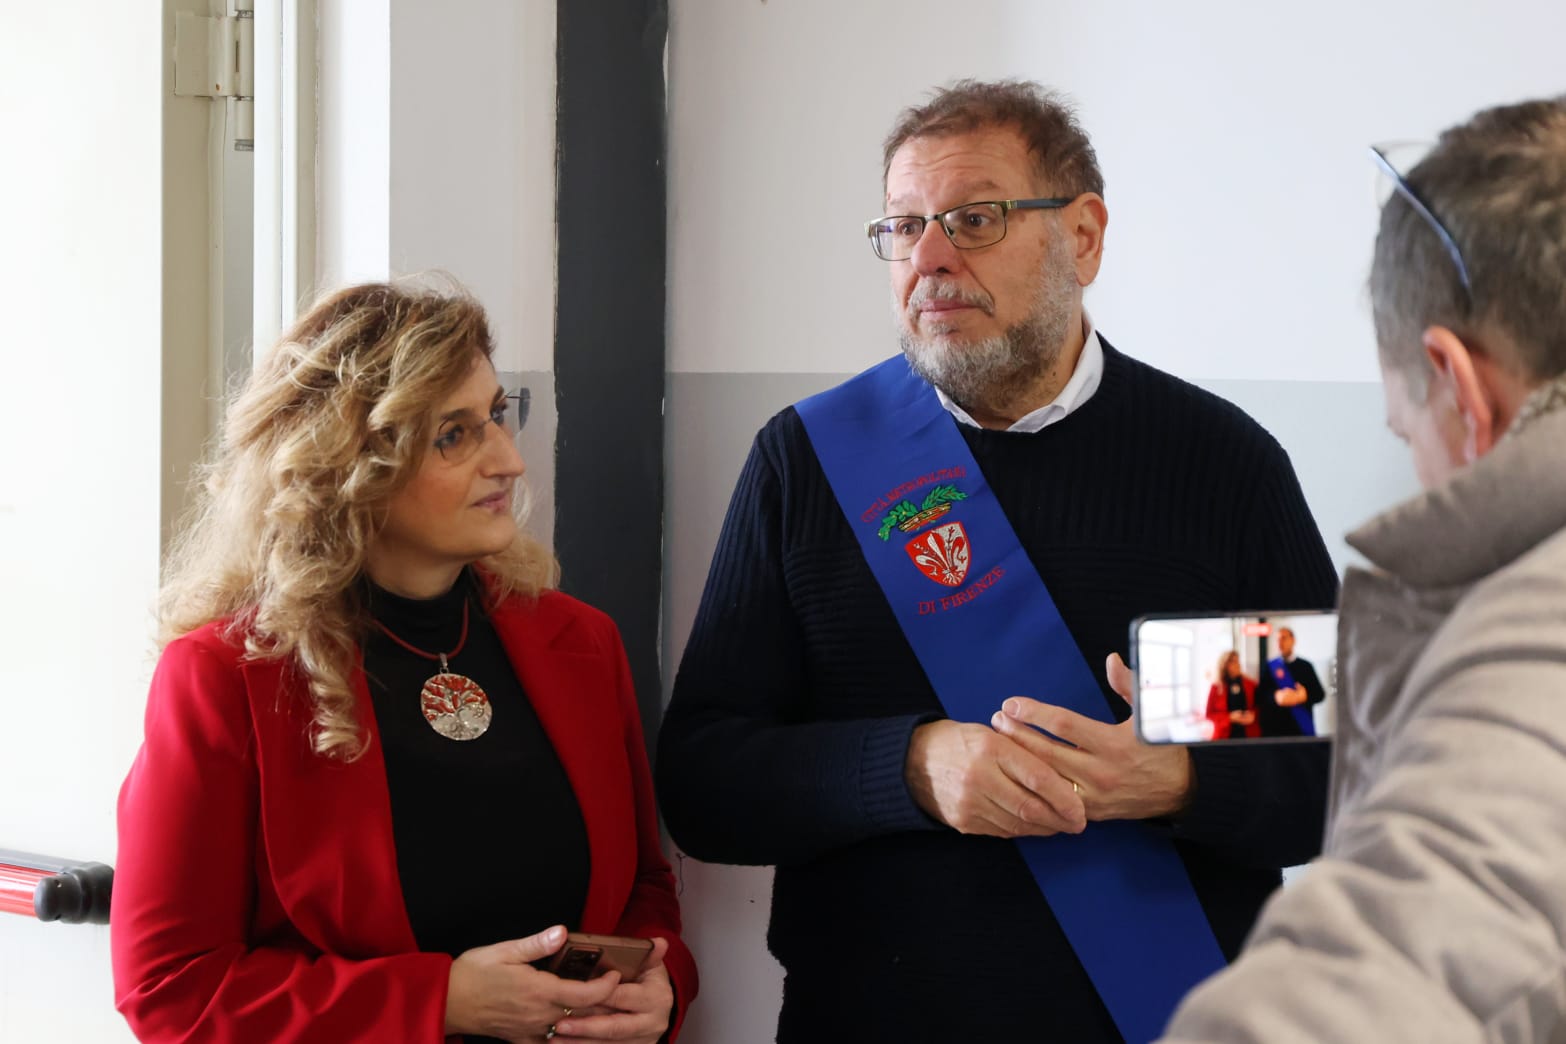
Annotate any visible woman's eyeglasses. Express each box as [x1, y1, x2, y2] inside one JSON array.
[[432, 387, 530, 464]]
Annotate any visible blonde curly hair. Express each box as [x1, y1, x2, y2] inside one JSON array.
[[159, 280, 558, 759]]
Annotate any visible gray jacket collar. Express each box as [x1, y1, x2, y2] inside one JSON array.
[[1347, 408, 1566, 589]]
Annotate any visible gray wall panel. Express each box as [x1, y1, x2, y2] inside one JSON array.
[[497, 369, 557, 553], [661, 372, 839, 688], [1203, 377, 1420, 574]]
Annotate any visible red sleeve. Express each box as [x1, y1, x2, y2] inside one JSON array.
[[112, 635, 453, 1043], [601, 623, 699, 1040], [1206, 683, 1228, 737]]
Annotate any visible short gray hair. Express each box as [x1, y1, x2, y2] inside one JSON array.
[[1370, 96, 1566, 394], [882, 79, 1104, 200]]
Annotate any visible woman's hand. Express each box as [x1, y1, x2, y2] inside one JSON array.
[[549, 937, 675, 1043], [1229, 709, 1256, 726], [444, 925, 623, 1042]]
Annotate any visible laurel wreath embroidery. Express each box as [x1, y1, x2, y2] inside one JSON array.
[[877, 483, 968, 541]]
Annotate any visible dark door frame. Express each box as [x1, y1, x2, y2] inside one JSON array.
[[554, 0, 669, 743]]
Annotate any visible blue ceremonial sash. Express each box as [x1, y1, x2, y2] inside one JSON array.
[[796, 357, 1225, 1043], [1267, 657, 1316, 736]]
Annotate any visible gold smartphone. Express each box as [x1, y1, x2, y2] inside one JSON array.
[[547, 932, 654, 981]]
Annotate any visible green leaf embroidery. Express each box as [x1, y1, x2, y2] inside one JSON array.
[[877, 500, 920, 541], [920, 484, 968, 511]]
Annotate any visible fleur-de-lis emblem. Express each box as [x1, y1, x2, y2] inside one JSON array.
[[905, 522, 970, 587]]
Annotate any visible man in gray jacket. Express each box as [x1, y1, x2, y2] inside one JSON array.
[[1160, 95, 1566, 1042]]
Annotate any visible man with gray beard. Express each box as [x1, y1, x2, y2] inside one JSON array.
[[659, 79, 1338, 1042]]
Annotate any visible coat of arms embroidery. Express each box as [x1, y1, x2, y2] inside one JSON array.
[[876, 483, 971, 587], [904, 521, 970, 586]]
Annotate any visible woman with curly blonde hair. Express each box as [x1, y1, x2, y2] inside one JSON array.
[[1205, 650, 1259, 740], [111, 281, 695, 1043]]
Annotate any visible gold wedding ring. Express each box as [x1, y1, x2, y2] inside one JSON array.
[[1070, 779, 1081, 795], [562, 1008, 574, 1018]]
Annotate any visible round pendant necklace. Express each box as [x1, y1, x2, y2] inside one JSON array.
[[373, 600, 493, 741]]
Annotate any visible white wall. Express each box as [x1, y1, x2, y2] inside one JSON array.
[[669, 0, 1566, 382], [318, 0, 557, 375], [0, 2, 164, 1039], [663, 2, 1566, 1041], [317, 0, 392, 291], [389, 0, 556, 376]]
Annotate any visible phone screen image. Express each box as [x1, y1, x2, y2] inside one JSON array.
[[1131, 611, 1337, 745]]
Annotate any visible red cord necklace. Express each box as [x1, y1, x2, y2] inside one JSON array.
[[374, 600, 493, 741]]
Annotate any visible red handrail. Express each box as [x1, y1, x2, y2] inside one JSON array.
[[0, 850, 112, 924], [0, 862, 53, 918]]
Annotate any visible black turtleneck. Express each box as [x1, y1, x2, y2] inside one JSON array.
[[362, 571, 590, 967]]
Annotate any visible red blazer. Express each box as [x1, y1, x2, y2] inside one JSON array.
[[1206, 677, 1260, 739], [112, 590, 696, 1042]]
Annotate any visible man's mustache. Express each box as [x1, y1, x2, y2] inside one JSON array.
[[908, 281, 995, 315]]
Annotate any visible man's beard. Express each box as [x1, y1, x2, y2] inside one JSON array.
[[897, 248, 1078, 416]]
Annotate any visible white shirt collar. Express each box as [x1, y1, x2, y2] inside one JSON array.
[[935, 317, 1104, 433]]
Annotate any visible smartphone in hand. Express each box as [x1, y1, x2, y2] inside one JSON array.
[[547, 932, 654, 981], [1131, 610, 1338, 744]]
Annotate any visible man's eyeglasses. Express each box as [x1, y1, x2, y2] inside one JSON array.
[[865, 197, 1075, 262], [433, 387, 530, 464], [1369, 144, 1472, 295]]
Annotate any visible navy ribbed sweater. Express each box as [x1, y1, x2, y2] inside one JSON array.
[[658, 342, 1339, 1042]]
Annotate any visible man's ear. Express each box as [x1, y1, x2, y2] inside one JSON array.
[[1068, 193, 1108, 288], [1422, 325, 1495, 463]]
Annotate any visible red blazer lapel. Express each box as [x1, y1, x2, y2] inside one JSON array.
[[490, 595, 638, 933], [242, 657, 419, 957], [241, 593, 638, 955]]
